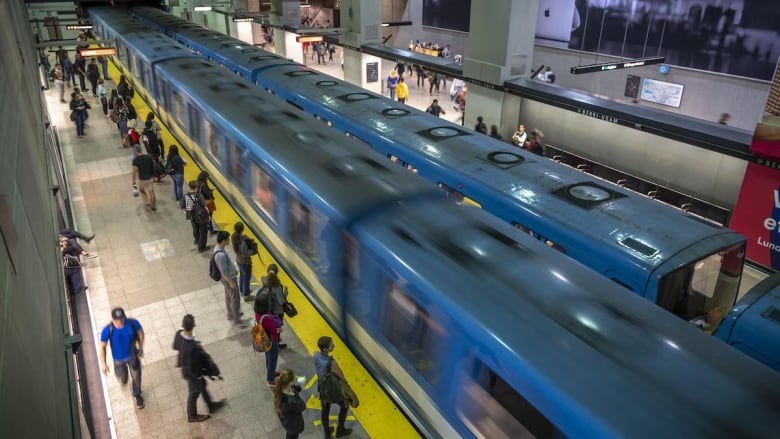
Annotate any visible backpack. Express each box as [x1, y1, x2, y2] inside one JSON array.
[[245, 236, 259, 256], [252, 315, 273, 352], [187, 194, 210, 224], [209, 249, 224, 281], [107, 319, 141, 354]]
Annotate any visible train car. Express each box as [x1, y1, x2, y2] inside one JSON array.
[[715, 272, 780, 371], [89, 8, 780, 438], [128, 7, 748, 331]]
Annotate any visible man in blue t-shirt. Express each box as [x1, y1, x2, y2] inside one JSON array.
[[100, 307, 146, 409]]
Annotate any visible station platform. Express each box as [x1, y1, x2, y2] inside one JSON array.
[[50, 65, 417, 438]]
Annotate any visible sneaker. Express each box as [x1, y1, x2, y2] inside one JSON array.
[[243, 295, 255, 302], [85, 234, 95, 243], [324, 426, 335, 438], [135, 395, 145, 409], [188, 414, 210, 422], [335, 428, 353, 437], [208, 399, 226, 414], [279, 343, 288, 349], [233, 321, 248, 329]]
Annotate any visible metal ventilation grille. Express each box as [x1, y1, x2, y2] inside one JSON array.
[[337, 93, 379, 103], [618, 237, 658, 258], [477, 151, 525, 169], [382, 108, 411, 118], [762, 306, 780, 323], [416, 126, 469, 142], [551, 183, 626, 209]]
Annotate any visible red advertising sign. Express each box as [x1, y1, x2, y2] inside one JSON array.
[[750, 61, 780, 160], [729, 161, 780, 270]]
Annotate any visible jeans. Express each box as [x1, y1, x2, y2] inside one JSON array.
[[322, 401, 348, 434], [117, 119, 127, 139], [388, 86, 396, 100], [75, 113, 86, 136], [171, 173, 184, 201], [223, 278, 241, 323], [192, 220, 208, 250], [186, 377, 213, 417], [238, 263, 252, 297], [265, 342, 279, 383], [114, 355, 142, 397], [101, 61, 109, 80]]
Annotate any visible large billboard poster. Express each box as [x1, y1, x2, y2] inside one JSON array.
[[422, 0, 471, 32], [535, 0, 780, 80], [730, 161, 780, 270]]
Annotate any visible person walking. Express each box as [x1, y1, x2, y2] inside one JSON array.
[[386, 69, 399, 100], [100, 308, 146, 409], [425, 99, 446, 117], [214, 231, 246, 328], [474, 116, 487, 134], [172, 314, 227, 422], [274, 368, 306, 439], [489, 124, 503, 140], [69, 92, 91, 138], [314, 336, 353, 438], [87, 58, 101, 97], [131, 145, 157, 211]]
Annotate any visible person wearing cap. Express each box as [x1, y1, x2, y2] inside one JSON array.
[[100, 307, 146, 409]]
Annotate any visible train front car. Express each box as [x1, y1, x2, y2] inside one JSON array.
[[347, 200, 780, 439]]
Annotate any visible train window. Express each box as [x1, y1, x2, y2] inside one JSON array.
[[172, 91, 185, 127], [287, 197, 326, 264], [203, 118, 221, 164], [251, 163, 275, 221], [345, 132, 370, 148], [381, 285, 445, 386], [156, 78, 168, 111], [128, 52, 136, 75], [456, 359, 559, 439], [438, 183, 482, 208], [657, 243, 743, 329], [512, 222, 535, 237], [227, 138, 246, 187], [189, 105, 203, 148]]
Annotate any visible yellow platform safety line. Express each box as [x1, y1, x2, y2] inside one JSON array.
[[106, 60, 420, 439]]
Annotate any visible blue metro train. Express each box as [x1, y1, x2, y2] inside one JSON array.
[[87, 7, 780, 438], [125, 8, 755, 333]]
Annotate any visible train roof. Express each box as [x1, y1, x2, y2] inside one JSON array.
[[252, 64, 745, 272], [352, 199, 780, 438], [154, 58, 443, 223]]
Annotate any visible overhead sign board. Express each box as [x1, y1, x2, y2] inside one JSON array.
[[296, 35, 323, 43], [570, 57, 665, 75], [78, 47, 116, 57]]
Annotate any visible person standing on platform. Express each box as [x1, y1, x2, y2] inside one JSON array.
[[328, 43, 336, 62], [396, 77, 409, 104], [415, 65, 426, 89], [428, 71, 440, 96], [232, 222, 255, 302], [172, 314, 226, 422], [524, 129, 545, 156], [131, 145, 157, 211], [386, 69, 399, 100], [70, 92, 90, 138], [87, 58, 100, 97], [274, 368, 306, 439], [489, 124, 503, 140], [100, 307, 146, 409], [60, 235, 86, 295], [214, 231, 246, 328], [258, 299, 281, 387], [182, 180, 209, 252], [97, 55, 109, 80], [475, 116, 487, 134], [113, 96, 130, 138], [314, 336, 353, 438], [54, 64, 66, 103], [97, 79, 108, 116], [511, 124, 527, 147], [197, 171, 217, 235], [74, 54, 87, 93], [167, 145, 186, 202]]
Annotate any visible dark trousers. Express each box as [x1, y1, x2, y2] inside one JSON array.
[[114, 355, 142, 397], [322, 402, 348, 434], [192, 220, 208, 250], [64, 266, 85, 295], [78, 73, 86, 92], [265, 342, 279, 383], [186, 376, 213, 417]]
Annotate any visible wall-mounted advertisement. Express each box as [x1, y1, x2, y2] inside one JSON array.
[[422, 0, 471, 32], [639, 78, 684, 107], [535, 0, 780, 80]]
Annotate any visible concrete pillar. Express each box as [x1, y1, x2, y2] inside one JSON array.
[[343, 47, 382, 95], [462, 0, 538, 134]]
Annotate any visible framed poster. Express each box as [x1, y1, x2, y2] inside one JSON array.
[[366, 62, 378, 83], [624, 74, 640, 99], [640, 78, 684, 108]]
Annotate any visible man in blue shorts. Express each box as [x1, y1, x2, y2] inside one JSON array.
[[100, 307, 146, 409]]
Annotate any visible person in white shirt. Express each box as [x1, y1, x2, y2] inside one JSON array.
[[511, 124, 528, 147]]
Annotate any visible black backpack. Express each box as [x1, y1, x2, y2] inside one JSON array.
[[244, 236, 259, 256], [209, 250, 224, 281], [186, 194, 210, 224], [253, 286, 272, 315]]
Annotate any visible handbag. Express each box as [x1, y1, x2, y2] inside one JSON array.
[[63, 254, 81, 269], [283, 301, 298, 318], [70, 111, 77, 122], [205, 198, 216, 213]]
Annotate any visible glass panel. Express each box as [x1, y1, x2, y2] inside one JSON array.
[[203, 118, 220, 164], [287, 197, 329, 268], [227, 138, 246, 187], [381, 284, 445, 385], [438, 182, 481, 207], [189, 105, 202, 147], [456, 359, 558, 439], [173, 91, 185, 127], [657, 243, 744, 333], [252, 163, 275, 221]]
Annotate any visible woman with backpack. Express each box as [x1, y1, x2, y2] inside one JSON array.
[[112, 96, 130, 139], [259, 268, 290, 349], [197, 171, 216, 234], [254, 289, 280, 387], [166, 145, 186, 202]]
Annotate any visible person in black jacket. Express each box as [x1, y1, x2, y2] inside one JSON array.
[[172, 314, 226, 422], [274, 368, 306, 439]]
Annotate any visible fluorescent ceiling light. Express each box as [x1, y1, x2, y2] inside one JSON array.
[[194, 6, 213, 11]]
